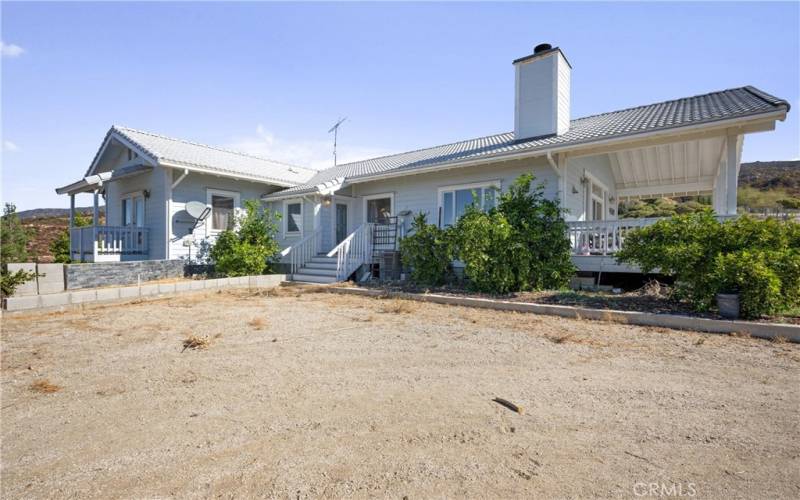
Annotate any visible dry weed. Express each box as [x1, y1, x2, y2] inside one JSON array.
[[772, 335, 789, 344], [729, 331, 752, 339], [247, 317, 267, 330], [547, 333, 575, 344], [30, 379, 61, 394], [379, 299, 417, 314], [694, 337, 707, 346], [182, 335, 211, 351], [546, 332, 607, 347]]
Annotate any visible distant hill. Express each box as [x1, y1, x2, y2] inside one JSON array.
[[739, 160, 800, 197], [11, 208, 106, 263], [17, 206, 104, 220]]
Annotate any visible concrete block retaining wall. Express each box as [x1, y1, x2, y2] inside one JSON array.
[[7, 263, 66, 296], [65, 259, 185, 289], [330, 287, 800, 342], [4, 274, 286, 312]]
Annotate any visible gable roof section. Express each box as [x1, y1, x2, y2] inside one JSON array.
[[88, 126, 318, 187], [264, 86, 789, 199]]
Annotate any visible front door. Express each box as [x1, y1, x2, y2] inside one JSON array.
[[335, 203, 348, 244]]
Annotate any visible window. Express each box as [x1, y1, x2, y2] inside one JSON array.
[[206, 189, 240, 234], [121, 193, 144, 227], [365, 195, 393, 223], [211, 195, 235, 231], [284, 200, 303, 235], [438, 182, 500, 227]]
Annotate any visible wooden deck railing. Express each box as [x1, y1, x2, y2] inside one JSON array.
[[326, 223, 374, 281], [70, 226, 150, 262], [566, 215, 737, 256]]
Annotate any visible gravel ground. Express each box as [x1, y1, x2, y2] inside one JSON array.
[[1, 286, 798, 499]]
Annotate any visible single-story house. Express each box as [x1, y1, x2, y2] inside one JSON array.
[[56, 43, 790, 283]]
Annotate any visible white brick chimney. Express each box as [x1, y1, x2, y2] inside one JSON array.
[[513, 43, 571, 140]]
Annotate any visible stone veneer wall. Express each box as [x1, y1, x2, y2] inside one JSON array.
[[65, 260, 185, 290]]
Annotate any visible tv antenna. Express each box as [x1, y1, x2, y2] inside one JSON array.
[[328, 117, 347, 167]]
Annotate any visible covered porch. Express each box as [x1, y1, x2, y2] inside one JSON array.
[[563, 131, 743, 272], [55, 165, 153, 263]]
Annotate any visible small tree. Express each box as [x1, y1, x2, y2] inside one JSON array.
[[399, 212, 454, 286], [209, 199, 281, 277], [496, 173, 575, 291], [449, 173, 575, 294], [1, 203, 36, 297], [51, 212, 90, 263]]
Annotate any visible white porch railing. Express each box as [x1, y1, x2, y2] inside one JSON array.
[[70, 226, 150, 262], [281, 228, 323, 275], [566, 215, 738, 256], [326, 223, 374, 282]]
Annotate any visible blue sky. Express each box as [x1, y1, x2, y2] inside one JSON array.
[[2, 1, 798, 210]]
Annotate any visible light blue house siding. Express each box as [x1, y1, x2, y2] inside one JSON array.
[[101, 151, 617, 262], [563, 154, 617, 221], [263, 197, 319, 251], [104, 166, 169, 261], [168, 171, 282, 261], [350, 156, 557, 231]]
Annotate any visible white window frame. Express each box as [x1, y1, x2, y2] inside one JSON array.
[[283, 199, 304, 237], [362, 193, 395, 223], [205, 189, 241, 236], [121, 190, 145, 227], [437, 180, 501, 227]]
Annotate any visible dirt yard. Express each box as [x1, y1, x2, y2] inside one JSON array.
[[2, 286, 798, 499]]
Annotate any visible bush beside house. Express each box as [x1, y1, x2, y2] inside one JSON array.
[[616, 212, 800, 319], [209, 199, 282, 277], [400, 174, 575, 294]]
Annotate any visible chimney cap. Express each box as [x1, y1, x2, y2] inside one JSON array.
[[512, 45, 572, 69]]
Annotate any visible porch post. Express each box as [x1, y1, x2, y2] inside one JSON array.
[[93, 190, 100, 225], [725, 134, 739, 215], [69, 194, 75, 228]]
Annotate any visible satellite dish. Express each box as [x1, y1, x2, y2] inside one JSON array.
[[186, 201, 208, 220]]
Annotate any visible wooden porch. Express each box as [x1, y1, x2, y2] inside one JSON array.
[[70, 226, 150, 263], [566, 215, 737, 273]]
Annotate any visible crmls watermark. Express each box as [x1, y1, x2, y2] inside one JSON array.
[[633, 482, 697, 497]]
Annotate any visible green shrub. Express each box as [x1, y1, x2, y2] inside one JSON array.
[[399, 213, 454, 286], [453, 207, 516, 293], [51, 212, 90, 263], [1, 203, 30, 265], [1, 203, 37, 297], [616, 212, 800, 318], [450, 173, 574, 294], [209, 199, 281, 277], [778, 198, 800, 210], [712, 251, 782, 318], [1, 269, 37, 298]]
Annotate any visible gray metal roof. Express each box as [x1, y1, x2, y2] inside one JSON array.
[[96, 126, 318, 186], [265, 86, 789, 199]]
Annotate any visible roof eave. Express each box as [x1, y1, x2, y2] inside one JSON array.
[[261, 188, 321, 202], [343, 108, 788, 185], [158, 160, 304, 188]]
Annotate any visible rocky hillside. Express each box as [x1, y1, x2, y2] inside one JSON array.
[[739, 160, 800, 197]]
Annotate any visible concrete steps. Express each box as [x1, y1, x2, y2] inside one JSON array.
[[290, 255, 339, 284]]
